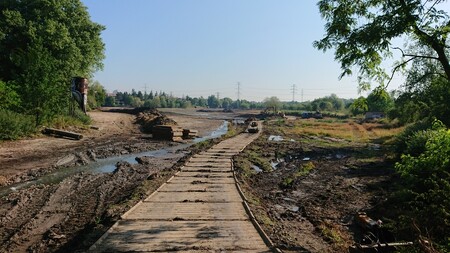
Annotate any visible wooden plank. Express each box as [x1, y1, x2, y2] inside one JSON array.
[[90, 220, 269, 252], [124, 202, 249, 220], [144, 190, 241, 203]]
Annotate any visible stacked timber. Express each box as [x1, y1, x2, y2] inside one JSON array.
[[153, 125, 183, 142], [183, 129, 198, 139]]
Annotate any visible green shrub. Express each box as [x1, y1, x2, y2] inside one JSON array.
[[395, 120, 450, 248], [395, 119, 433, 155], [0, 110, 36, 140]]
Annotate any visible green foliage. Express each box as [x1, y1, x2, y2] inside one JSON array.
[[0, 80, 19, 109], [366, 87, 393, 113], [395, 119, 434, 155], [0, 110, 36, 140], [0, 0, 105, 125], [395, 120, 450, 246], [263, 96, 281, 113], [349, 96, 368, 115], [311, 94, 344, 112], [314, 0, 450, 88], [87, 81, 107, 109], [104, 96, 116, 107], [50, 110, 91, 129], [393, 77, 450, 126]]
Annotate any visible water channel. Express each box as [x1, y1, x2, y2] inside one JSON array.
[[0, 121, 229, 197]]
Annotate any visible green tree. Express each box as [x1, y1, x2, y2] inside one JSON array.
[[221, 97, 233, 109], [160, 95, 167, 108], [314, 0, 450, 88], [104, 96, 116, 107], [394, 76, 450, 125], [366, 87, 394, 113], [87, 81, 106, 109], [263, 96, 281, 114], [0, 0, 105, 124], [349, 96, 368, 116], [130, 97, 143, 107], [207, 95, 220, 108]]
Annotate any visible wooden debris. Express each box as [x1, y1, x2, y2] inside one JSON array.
[[152, 125, 183, 141], [43, 127, 83, 140], [183, 129, 198, 139], [352, 241, 414, 250], [152, 125, 198, 142]]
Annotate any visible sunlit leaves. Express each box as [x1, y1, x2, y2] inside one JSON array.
[[0, 0, 105, 125], [314, 0, 450, 89]]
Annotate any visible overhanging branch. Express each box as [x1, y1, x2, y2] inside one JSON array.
[[393, 47, 440, 60]]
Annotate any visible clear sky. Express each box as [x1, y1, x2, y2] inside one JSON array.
[[81, 0, 402, 102]]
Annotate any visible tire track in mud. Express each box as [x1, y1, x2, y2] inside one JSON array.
[[0, 155, 183, 253]]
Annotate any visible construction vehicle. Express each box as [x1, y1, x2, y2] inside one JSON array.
[[247, 121, 259, 133]]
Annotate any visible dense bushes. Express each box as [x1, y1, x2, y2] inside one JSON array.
[[0, 110, 36, 140], [394, 120, 450, 249]]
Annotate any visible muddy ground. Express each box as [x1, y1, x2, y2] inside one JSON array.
[[0, 108, 253, 253], [235, 118, 399, 253], [0, 109, 401, 253]]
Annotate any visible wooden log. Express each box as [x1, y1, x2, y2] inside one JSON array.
[[172, 137, 184, 142], [352, 242, 414, 249], [43, 127, 83, 140]]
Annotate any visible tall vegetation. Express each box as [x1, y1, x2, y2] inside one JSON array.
[[0, 0, 105, 135], [394, 120, 450, 249], [315, 0, 450, 250]]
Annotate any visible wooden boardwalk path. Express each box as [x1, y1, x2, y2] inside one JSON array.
[[89, 128, 273, 252]]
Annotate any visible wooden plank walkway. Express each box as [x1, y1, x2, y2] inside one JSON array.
[[89, 126, 272, 252]]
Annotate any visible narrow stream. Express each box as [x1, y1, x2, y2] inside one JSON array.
[[0, 121, 229, 197]]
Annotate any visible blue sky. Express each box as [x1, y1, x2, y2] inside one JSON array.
[[81, 0, 401, 102]]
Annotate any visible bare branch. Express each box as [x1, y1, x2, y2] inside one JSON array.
[[387, 56, 417, 86], [392, 47, 440, 60]]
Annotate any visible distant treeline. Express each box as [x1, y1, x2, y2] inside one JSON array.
[[102, 89, 355, 112]]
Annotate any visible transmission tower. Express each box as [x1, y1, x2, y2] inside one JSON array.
[[237, 82, 241, 101], [291, 84, 297, 102]]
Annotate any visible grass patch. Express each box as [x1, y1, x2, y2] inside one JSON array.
[[280, 162, 316, 189], [278, 119, 403, 144], [319, 222, 345, 245], [258, 212, 274, 226], [50, 112, 92, 129]]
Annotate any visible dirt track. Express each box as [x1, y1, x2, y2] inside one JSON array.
[[0, 108, 242, 253]]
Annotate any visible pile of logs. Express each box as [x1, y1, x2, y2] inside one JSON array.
[[152, 125, 198, 142], [152, 125, 183, 142]]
